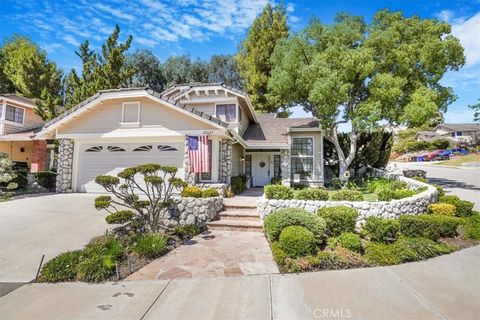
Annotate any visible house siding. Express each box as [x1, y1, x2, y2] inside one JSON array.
[[2, 107, 43, 135], [0, 140, 33, 165], [57, 97, 219, 134], [231, 142, 244, 176]]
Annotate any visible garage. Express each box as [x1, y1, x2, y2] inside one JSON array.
[[76, 142, 184, 193]]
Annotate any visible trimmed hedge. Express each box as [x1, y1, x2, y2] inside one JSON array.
[[362, 217, 399, 244], [270, 241, 287, 266], [202, 188, 219, 197], [181, 186, 203, 198], [399, 214, 459, 240], [427, 203, 456, 216], [364, 237, 455, 266], [279, 226, 317, 258], [317, 205, 359, 237], [264, 185, 294, 200], [439, 195, 474, 217], [460, 213, 480, 240], [327, 232, 362, 253], [295, 188, 329, 201], [264, 208, 327, 244], [329, 190, 364, 201]]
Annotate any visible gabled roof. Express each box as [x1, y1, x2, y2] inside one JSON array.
[[162, 82, 258, 123], [0, 94, 36, 108], [435, 123, 480, 132], [242, 113, 320, 145], [39, 87, 229, 137], [0, 126, 42, 141]]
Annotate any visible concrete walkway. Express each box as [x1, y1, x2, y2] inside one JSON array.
[[223, 187, 263, 207], [1, 245, 478, 319]]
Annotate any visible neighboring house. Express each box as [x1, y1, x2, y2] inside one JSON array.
[[415, 123, 480, 145], [0, 94, 49, 172], [36, 84, 324, 193]]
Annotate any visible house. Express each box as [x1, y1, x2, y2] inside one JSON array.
[[0, 94, 50, 172], [36, 84, 324, 193], [434, 123, 480, 145]]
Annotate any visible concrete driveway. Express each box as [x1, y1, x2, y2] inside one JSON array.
[[0, 194, 110, 282]]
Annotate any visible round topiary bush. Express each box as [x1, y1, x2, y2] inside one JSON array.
[[264, 208, 327, 244], [279, 226, 316, 258], [329, 190, 364, 201], [327, 232, 362, 253], [317, 205, 359, 237], [295, 188, 329, 201], [264, 185, 294, 199]]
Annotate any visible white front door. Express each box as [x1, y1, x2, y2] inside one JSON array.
[[253, 155, 270, 186]]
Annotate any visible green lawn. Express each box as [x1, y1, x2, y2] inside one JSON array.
[[435, 154, 480, 166]]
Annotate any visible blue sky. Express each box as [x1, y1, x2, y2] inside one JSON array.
[[1, 0, 479, 123]]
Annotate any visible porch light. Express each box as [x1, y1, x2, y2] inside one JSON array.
[[240, 156, 245, 161]]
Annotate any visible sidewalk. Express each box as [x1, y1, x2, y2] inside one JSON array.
[[1, 245, 478, 319]]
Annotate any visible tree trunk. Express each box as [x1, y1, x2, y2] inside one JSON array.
[[325, 124, 358, 182]]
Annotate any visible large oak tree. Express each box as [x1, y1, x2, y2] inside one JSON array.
[[269, 10, 465, 180]]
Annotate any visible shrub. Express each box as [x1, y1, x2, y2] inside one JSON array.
[[173, 224, 202, 238], [279, 226, 317, 258], [439, 195, 474, 217], [460, 213, 480, 240], [330, 178, 342, 190], [364, 237, 455, 266], [39, 250, 84, 282], [270, 241, 287, 266], [181, 186, 203, 198], [131, 233, 168, 258], [362, 217, 399, 243], [430, 138, 451, 150], [375, 187, 416, 201], [34, 171, 57, 189], [264, 185, 294, 200], [411, 176, 428, 183], [402, 170, 426, 179], [327, 232, 362, 252], [84, 235, 124, 260], [433, 184, 445, 197], [317, 206, 359, 237], [329, 190, 364, 201], [264, 208, 326, 244], [105, 210, 134, 224], [201, 188, 219, 197], [271, 177, 282, 185], [399, 214, 459, 240], [306, 251, 348, 270], [295, 188, 329, 201], [231, 175, 246, 194], [11, 171, 28, 190], [366, 178, 407, 193], [427, 203, 456, 216], [76, 255, 113, 282]]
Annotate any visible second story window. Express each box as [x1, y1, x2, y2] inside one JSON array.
[[5, 105, 24, 124], [216, 104, 236, 123], [122, 102, 140, 123]]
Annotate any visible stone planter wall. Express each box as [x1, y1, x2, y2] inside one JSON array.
[[196, 183, 228, 196], [257, 170, 438, 227], [56, 139, 74, 193], [163, 196, 224, 227], [220, 140, 232, 184]]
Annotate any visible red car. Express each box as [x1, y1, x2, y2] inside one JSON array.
[[425, 150, 444, 161]]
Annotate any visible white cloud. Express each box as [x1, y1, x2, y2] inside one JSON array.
[[135, 37, 158, 47], [451, 12, 480, 66], [93, 3, 135, 21], [62, 35, 80, 47]]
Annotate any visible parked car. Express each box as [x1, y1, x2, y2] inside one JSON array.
[[436, 148, 469, 160], [425, 150, 444, 161]]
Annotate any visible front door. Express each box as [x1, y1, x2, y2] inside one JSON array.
[[253, 155, 270, 186]]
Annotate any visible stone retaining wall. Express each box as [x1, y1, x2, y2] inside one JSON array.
[[163, 196, 224, 227], [257, 170, 438, 226], [196, 183, 228, 196]]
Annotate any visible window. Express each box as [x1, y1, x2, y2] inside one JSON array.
[[158, 145, 178, 152], [133, 145, 152, 151], [291, 137, 314, 179], [122, 102, 140, 123], [216, 104, 236, 122], [201, 140, 213, 181], [274, 155, 281, 178], [85, 146, 103, 152], [245, 155, 252, 177], [107, 146, 126, 152], [5, 105, 24, 124]]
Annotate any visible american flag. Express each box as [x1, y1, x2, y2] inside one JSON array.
[[188, 135, 210, 173]]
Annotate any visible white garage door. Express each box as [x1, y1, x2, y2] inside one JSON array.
[[77, 142, 184, 193]]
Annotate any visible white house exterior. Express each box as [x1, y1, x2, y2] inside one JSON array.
[[36, 84, 325, 193]]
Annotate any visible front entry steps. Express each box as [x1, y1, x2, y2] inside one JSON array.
[[208, 204, 263, 232]]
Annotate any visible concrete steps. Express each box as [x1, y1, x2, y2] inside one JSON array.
[[208, 204, 262, 232]]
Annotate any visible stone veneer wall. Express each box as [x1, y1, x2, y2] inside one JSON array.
[[220, 139, 232, 184], [163, 196, 224, 227], [196, 182, 228, 196], [56, 139, 74, 193], [183, 137, 197, 185], [257, 169, 438, 226]]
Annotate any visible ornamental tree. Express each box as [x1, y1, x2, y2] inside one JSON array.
[[0, 152, 17, 191], [269, 10, 465, 181], [94, 164, 186, 232]]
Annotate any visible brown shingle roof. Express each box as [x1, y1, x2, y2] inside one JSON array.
[[242, 113, 320, 145], [435, 123, 480, 132], [1, 94, 36, 106]]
